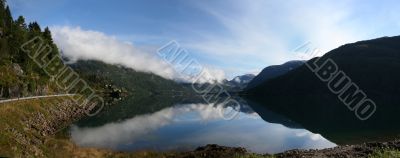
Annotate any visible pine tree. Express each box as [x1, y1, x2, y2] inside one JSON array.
[[28, 22, 41, 33], [43, 27, 53, 43], [15, 16, 27, 30], [0, 0, 8, 61], [0, 0, 5, 27], [4, 6, 12, 33], [0, 0, 5, 32], [9, 16, 28, 64], [0, 0, 4, 10]]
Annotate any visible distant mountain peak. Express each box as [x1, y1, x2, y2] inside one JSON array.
[[246, 60, 305, 89], [224, 74, 256, 90], [231, 74, 255, 84]]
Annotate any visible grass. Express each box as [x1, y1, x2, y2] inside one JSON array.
[[369, 149, 400, 158], [0, 97, 170, 158], [0, 97, 71, 157]]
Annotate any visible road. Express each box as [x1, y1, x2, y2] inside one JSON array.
[[0, 94, 75, 104]]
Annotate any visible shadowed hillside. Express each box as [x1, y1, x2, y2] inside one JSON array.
[[246, 36, 400, 145]]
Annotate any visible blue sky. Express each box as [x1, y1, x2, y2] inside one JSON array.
[[8, 0, 400, 80]]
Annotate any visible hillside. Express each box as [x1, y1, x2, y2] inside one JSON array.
[[247, 36, 400, 96], [245, 36, 400, 144], [69, 60, 192, 97]]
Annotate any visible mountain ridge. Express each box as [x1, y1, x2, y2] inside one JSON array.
[[246, 60, 305, 89]]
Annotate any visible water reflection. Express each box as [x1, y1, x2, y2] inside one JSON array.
[[246, 95, 400, 145], [71, 100, 335, 153]]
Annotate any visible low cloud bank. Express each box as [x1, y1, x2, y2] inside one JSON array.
[[51, 26, 225, 82]]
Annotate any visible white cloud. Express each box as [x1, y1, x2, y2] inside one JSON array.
[[51, 26, 226, 82], [183, 0, 370, 74]]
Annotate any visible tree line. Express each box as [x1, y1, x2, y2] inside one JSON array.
[[0, 0, 61, 98]]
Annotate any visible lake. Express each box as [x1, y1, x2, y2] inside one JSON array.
[[69, 96, 336, 154]]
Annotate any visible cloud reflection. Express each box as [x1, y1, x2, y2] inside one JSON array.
[[71, 103, 229, 147], [70, 103, 336, 153]]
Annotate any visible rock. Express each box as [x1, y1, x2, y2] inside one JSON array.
[[12, 63, 24, 76], [171, 144, 247, 158]]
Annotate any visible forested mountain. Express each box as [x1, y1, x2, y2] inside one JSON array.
[[69, 60, 192, 97]]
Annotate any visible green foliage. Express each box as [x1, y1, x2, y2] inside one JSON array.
[[0, 0, 5, 28], [4, 6, 12, 30], [70, 60, 192, 96], [0, 2, 63, 98], [15, 16, 26, 29], [369, 149, 400, 158], [0, 38, 9, 60], [28, 22, 41, 34], [43, 27, 53, 42]]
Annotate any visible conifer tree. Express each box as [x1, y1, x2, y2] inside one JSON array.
[[0, 0, 5, 27], [15, 16, 26, 30], [28, 22, 41, 34], [43, 27, 53, 43], [4, 6, 12, 33]]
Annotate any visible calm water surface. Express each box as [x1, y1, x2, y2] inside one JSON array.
[[70, 97, 336, 154]]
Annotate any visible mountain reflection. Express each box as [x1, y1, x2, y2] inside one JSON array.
[[71, 103, 240, 147], [245, 95, 400, 145], [71, 101, 335, 153]]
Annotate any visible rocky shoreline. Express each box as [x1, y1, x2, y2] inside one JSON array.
[[1, 97, 86, 157], [273, 140, 400, 158], [24, 99, 86, 136], [171, 140, 400, 158]]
